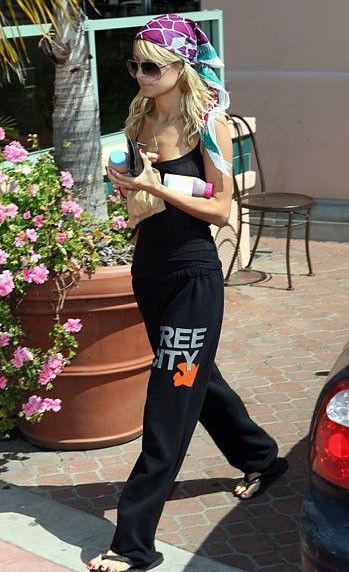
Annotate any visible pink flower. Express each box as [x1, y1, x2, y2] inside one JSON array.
[[31, 264, 49, 283], [38, 365, 55, 385], [0, 270, 14, 297], [23, 267, 33, 282], [0, 127, 5, 141], [61, 199, 83, 219], [21, 395, 62, 417], [0, 376, 8, 389], [3, 141, 28, 163], [60, 170, 74, 189], [0, 203, 19, 224], [38, 366, 56, 385], [26, 228, 38, 242], [30, 253, 41, 263], [63, 318, 82, 333], [56, 231, 67, 244], [27, 183, 39, 196], [14, 230, 27, 247], [23, 263, 49, 284], [47, 352, 64, 373], [0, 249, 9, 265], [111, 215, 127, 230], [21, 395, 45, 417], [38, 352, 64, 385], [0, 206, 6, 224], [0, 171, 8, 184], [33, 214, 45, 227], [11, 346, 34, 368], [43, 398, 62, 412], [108, 195, 117, 204], [23, 210, 31, 220], [0, 331, 10, 347], [6, 203, 18, 219]]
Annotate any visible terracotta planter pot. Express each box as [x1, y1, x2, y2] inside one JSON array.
[[17, 265, 152, 450]]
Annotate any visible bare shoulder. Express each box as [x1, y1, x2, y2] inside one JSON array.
[[201, 112, 232, 185], [210, 114, 232, 156], [213, 113, 230, 137], [214, 113, 229, 126]]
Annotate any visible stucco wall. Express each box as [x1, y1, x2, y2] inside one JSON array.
[[202, 0, 349, 200]]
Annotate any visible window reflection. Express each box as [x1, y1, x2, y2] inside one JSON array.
[[2, 1, 201, 21], [85, 1, 146, 19], [86, 0, 200, 18], [149, 1, 200, 14], [1, 0, 202, 145], [96, 29, 139, 135], [0, 38, 54, 148]]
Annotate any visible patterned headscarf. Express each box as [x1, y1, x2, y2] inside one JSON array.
[[135, 14, 231, 176]]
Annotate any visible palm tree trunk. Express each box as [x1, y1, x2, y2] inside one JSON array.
[[41, 2, 108, 221]]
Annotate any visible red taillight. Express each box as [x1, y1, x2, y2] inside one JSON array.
[[311, 381, 349, 489], [328, 431, 349, 458]]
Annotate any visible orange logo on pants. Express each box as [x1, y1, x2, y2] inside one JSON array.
[[173, 362, 200, 387]]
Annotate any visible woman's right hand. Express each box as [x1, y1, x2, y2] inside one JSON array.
[[106, 165, 121, 187], [105, 166, 127, 200]]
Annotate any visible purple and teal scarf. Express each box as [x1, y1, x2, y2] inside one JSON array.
[[135, 14, 231, 176]]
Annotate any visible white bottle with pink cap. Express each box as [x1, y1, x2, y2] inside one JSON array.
[[163, 173, 213, 198]]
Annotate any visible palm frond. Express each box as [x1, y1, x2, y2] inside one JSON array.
[[0, 22, 25, 83], [0, 114, 17, 128], [0, 0, 94, 83], [0, 114, 19, 139]]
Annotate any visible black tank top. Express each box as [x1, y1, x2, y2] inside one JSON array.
[[131, 141, 221, 277]]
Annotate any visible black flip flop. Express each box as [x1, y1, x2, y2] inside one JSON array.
[[234, 457, 289, 500], [97, 551, 164, 571]]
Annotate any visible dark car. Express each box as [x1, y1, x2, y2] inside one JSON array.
[[301, 340, 349, 571]]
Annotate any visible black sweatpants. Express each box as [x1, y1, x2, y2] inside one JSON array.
[[110, 267, 277, 565]]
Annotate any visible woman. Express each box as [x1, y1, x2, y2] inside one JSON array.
[[87, 14, 287, 572]]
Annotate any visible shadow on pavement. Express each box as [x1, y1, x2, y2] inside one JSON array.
[[0, 432, 308, 571], [180, 436, 308, 572]]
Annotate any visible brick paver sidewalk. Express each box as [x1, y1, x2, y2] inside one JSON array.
[[1, 237, 348, 572]]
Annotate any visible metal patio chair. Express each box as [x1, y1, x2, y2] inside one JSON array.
[[226, 114, 315, 290]]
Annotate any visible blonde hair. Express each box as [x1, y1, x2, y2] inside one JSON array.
[[125, 40, 215, 147]]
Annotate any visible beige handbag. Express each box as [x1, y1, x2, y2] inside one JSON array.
[[126, 167, 166, 228]]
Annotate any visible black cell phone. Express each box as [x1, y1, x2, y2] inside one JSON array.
[[127, 139, 146, 176]]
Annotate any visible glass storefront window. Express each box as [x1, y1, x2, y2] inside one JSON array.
[[0, 38, 54, 149], [1, 1, 200, 22], [85, 1, 200, 19], [85, 1, 146, 19], [96, 29, 139, 135], [1, 0, 204, 146], [149, 1, 200, 14]]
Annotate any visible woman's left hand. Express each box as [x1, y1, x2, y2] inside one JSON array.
[[108, 150, 163, 197]]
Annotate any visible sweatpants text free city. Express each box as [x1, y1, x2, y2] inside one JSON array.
[[152, 325, 207, 372]]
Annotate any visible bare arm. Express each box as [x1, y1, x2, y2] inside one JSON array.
[[108, 116, 233, 228]]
